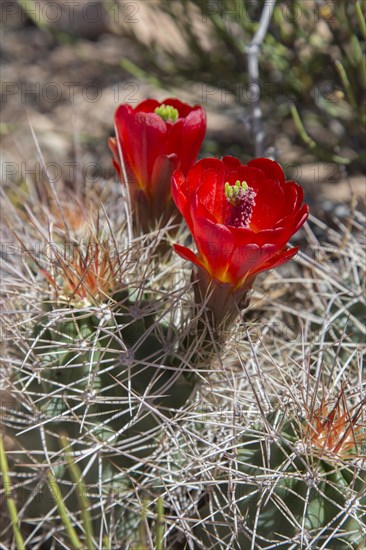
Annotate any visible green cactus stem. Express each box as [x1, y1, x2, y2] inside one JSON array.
[[196, 413, 366, 548]]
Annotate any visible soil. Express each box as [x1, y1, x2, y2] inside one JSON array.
[[1, 0, 365, 218]]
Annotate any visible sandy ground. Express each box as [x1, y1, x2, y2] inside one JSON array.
[[1, 0, 365, 218]]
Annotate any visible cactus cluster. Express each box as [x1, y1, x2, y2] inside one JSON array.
[[1, 100, 364, 549], [1, 200, 365, 549]]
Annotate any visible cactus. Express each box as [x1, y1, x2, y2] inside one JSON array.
[[2, 186, 365, 549], [195, 398, 366, 549], [1, 48, 364, 546], [2, 203, 365, 548], [1, 228, 198, 544]]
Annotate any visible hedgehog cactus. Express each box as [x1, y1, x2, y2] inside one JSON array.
[[2, 233, 197, 538], [196, 399, 366, 548], [2, 95, 364, 549]]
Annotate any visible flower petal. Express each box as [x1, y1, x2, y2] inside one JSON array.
[[247, 157, 286, 184], [249, 178, 286, 230], [108, 137, 122, 178], [134, 99, 161, 113], [251, 246, 299, 277], [171, 169, 194, 232], [173, 244, 205, 271], [189, 212, 236, 281], [161, 109, 206, 175], [151, 154, 179, 214], [194, 159, 226, 223], [229, 243, 277, 284], [114, 105, 167, 189], [160, 98, 201, 117]]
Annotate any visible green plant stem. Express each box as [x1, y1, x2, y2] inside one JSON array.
[[156, 496, 164, 550], [290, 105, 316, 150], [138, 498, 149, 549], [16, 0, 48, 29], [59, 435, 94, 550], [0, 435, 25, 550], [290, 105, 350, 164], [47, 471, 83, 550], [355, 1, 366, 41], [334, 60, 357, 109], [120, 57, 161, 88]]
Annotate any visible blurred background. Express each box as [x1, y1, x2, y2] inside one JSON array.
[[1, 0, 365, 219]]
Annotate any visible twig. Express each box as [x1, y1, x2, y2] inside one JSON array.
[[246, 0, 276, 157], [156, 496, 165, 550], [47, 471, 83, 550], [60, 434, 95, 550], [0, 435, 25, 550]]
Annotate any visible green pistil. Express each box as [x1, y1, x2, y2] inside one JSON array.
[[225, 180, 249, 205], [154, 104, 179, 122]]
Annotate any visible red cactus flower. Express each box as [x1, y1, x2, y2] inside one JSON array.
[[109, 98, 206, 231], [172, 156, 309, 325]]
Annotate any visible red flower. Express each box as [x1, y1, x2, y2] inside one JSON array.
[[109, 98, 206, 230], [172, 156, 309, 324]]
